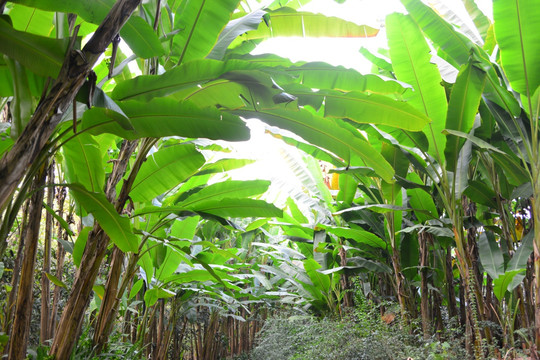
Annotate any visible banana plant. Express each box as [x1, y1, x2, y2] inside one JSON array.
[[491, 0, 540, 348], [357, 0, 539, 352]]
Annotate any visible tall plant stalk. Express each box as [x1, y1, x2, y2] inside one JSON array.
[[40, 163, 55, 344], [8, 165, 47, 359]]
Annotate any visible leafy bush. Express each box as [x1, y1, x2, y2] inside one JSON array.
[[69, 327, 144, 360]]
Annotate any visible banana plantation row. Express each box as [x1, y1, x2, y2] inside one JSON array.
[[0, 0, 539, 359]]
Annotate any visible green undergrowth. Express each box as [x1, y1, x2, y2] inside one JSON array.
[[245, 318, 464, 360], [241, 299, 469, 360]]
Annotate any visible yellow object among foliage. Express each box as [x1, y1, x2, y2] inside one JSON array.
[[329, 172, 339, 190], [513, 217, 524, 242]]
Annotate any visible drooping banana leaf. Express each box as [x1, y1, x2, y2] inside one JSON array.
[[323, 90, 431, 132], [208, 9, 267, 60], [231, 7, 379, 45], [68, 184, 139, 253], [111, 59, 268, 101], [506, 231, 534, 290], [287, 62, 410, 98], [154, 216, 200, 281], [460, 0, 491, 41], [358, 47, 394, 73], [234, 108, 395, 182], [187, 198, 283, 219], [317, 224, 387, 250], [406, 172, 438, 223]]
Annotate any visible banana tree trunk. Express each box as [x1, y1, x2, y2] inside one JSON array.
[[50, 140, 137, 359], [445, 246, 458, 320], [156, 300, 164, 354], [390, 251, 409, 325], [432, 288, 443, 337], [419, 231, 430, 339], [49, 187, 67, 338], [525, 252, 535, 341], [40, 164, 55, 343], [338, 246, 353, 308], [533, 191, 540, 351], [8, 166, 46, 360], [2, 200, 28, 342], [465, 201, 483, 297], [485, 276, 495, 323], [94, 247, 139, 351], [93, 246, 125, 351], [50, 226, 110, 358], [455, 197, 492, 350], [456, 236, 491, 355]]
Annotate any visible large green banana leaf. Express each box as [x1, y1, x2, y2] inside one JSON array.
[[10, 0, 164, 58], [506, 231, 534, 290], [233, 7, 378, 42], [317, 225, 387, 250], [111, 59, 266, 101], [234, 108, 395, 182], [68, 184, 139, 253], [175, 180, 271, 207], [493, 269, 526, 302], [400, 0, 474, 67], [401, 0, 520, 117], [324, 90, 431, 132], [303, 258, 330, 293], [359, 47, 394, 73], [154, 216, 200, 281], [61, 132, 106, 193], [477, 231, 504, 279], [444, 59, 486, 170], [186, 198, 282, 219], [81, 98, 250, 141], [9, 4, 55, 36], [172, 0, 240, 64], [460, 0, 491, 41], [493, 0, 540, 97], [130, 144, 205, 203], [386, 13, 447, 160], [286, 62, 410, 97], [0, 18, 65, 78], [406, 172, 438, 223]]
